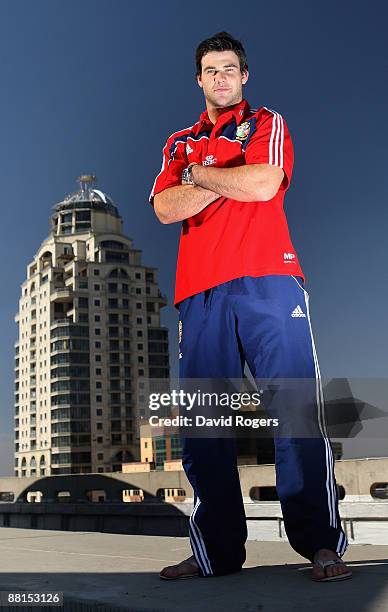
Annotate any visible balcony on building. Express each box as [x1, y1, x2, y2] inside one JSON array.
[[50, 286, 74, 303]]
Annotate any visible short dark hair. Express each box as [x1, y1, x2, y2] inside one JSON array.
[[195, 31, 248, 76]]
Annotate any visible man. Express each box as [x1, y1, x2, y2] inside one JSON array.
[[149, 32, 352, 583]]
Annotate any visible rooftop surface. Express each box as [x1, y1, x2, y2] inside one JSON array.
[[0, 527, 387, 611]]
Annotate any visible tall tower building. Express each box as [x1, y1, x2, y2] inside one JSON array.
[[14, 176, 169, 477]]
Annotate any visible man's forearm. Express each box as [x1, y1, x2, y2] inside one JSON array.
[[191, 163, 284, 202], [153, 184, 220, 224]]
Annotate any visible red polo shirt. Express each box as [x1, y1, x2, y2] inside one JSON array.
[[150, 99, 304, 306]]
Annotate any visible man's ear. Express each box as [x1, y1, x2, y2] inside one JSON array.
[[196, 74, 203, 89], [242, 70, 249, 85]]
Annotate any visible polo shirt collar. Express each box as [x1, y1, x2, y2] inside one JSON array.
[[193, 99, 251, 135]]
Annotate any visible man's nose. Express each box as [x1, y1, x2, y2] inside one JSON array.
[[214, 70, 226, 83]]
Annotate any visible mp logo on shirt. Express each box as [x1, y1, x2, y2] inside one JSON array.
[[203, 155, 217, 166], [284, 252, 296, 263]]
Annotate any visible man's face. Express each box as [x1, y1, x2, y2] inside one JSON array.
[[197, 50, 249, 109]]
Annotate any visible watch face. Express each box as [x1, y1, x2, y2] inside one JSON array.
[[182, 167, 193, 185]]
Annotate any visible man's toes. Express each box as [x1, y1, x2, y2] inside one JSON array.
[[160, 565, 176, 578], [333, 563, 346, 576], [312, 565, 325, 580]]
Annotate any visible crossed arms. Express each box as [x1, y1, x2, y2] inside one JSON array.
[[153, 163, 285, 225]]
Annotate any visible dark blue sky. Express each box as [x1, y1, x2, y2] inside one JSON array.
[[1, 0, 387, 474]]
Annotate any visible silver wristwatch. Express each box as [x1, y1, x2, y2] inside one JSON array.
[[182, 163, 197, 185]]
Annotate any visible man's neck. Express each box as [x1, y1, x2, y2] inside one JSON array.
[[206, 99, 244, 124]]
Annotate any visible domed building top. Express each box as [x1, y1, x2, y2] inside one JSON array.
[[50, 175, 123, 237], [53, 175, 120, 218]]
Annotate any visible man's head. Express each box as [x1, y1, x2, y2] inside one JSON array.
[[195, 32, 249, 110]]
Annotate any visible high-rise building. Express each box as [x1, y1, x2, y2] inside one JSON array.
[[14, 175, 169, 477]]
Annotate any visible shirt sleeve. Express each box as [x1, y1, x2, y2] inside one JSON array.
[[149, 132, 188, 204], [244, 109, 294, 191]]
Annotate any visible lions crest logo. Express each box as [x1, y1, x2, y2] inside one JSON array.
[[236, 122, 250, 141]]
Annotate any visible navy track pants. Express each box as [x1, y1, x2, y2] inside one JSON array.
[[178, 275, 347, 576]]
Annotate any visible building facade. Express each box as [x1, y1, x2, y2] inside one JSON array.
[[139, 424, 182, 470], [14, 175, 169, 477]]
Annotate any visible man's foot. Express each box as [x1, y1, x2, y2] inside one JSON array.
[[159, 555, 200, 580], [312, 549, 352, 582]]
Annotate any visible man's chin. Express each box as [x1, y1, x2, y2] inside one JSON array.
[[209, 93, 241, 109]]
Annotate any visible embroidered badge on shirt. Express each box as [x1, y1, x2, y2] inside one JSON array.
[[236, 122, 250, 141]]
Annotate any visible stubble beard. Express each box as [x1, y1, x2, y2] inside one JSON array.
[[206, 88, 242, 111]]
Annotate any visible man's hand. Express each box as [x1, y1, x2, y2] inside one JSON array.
[[191, 163, 284, 202]]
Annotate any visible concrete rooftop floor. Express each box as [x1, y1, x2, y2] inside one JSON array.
[[0, 527, 387, 611]]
